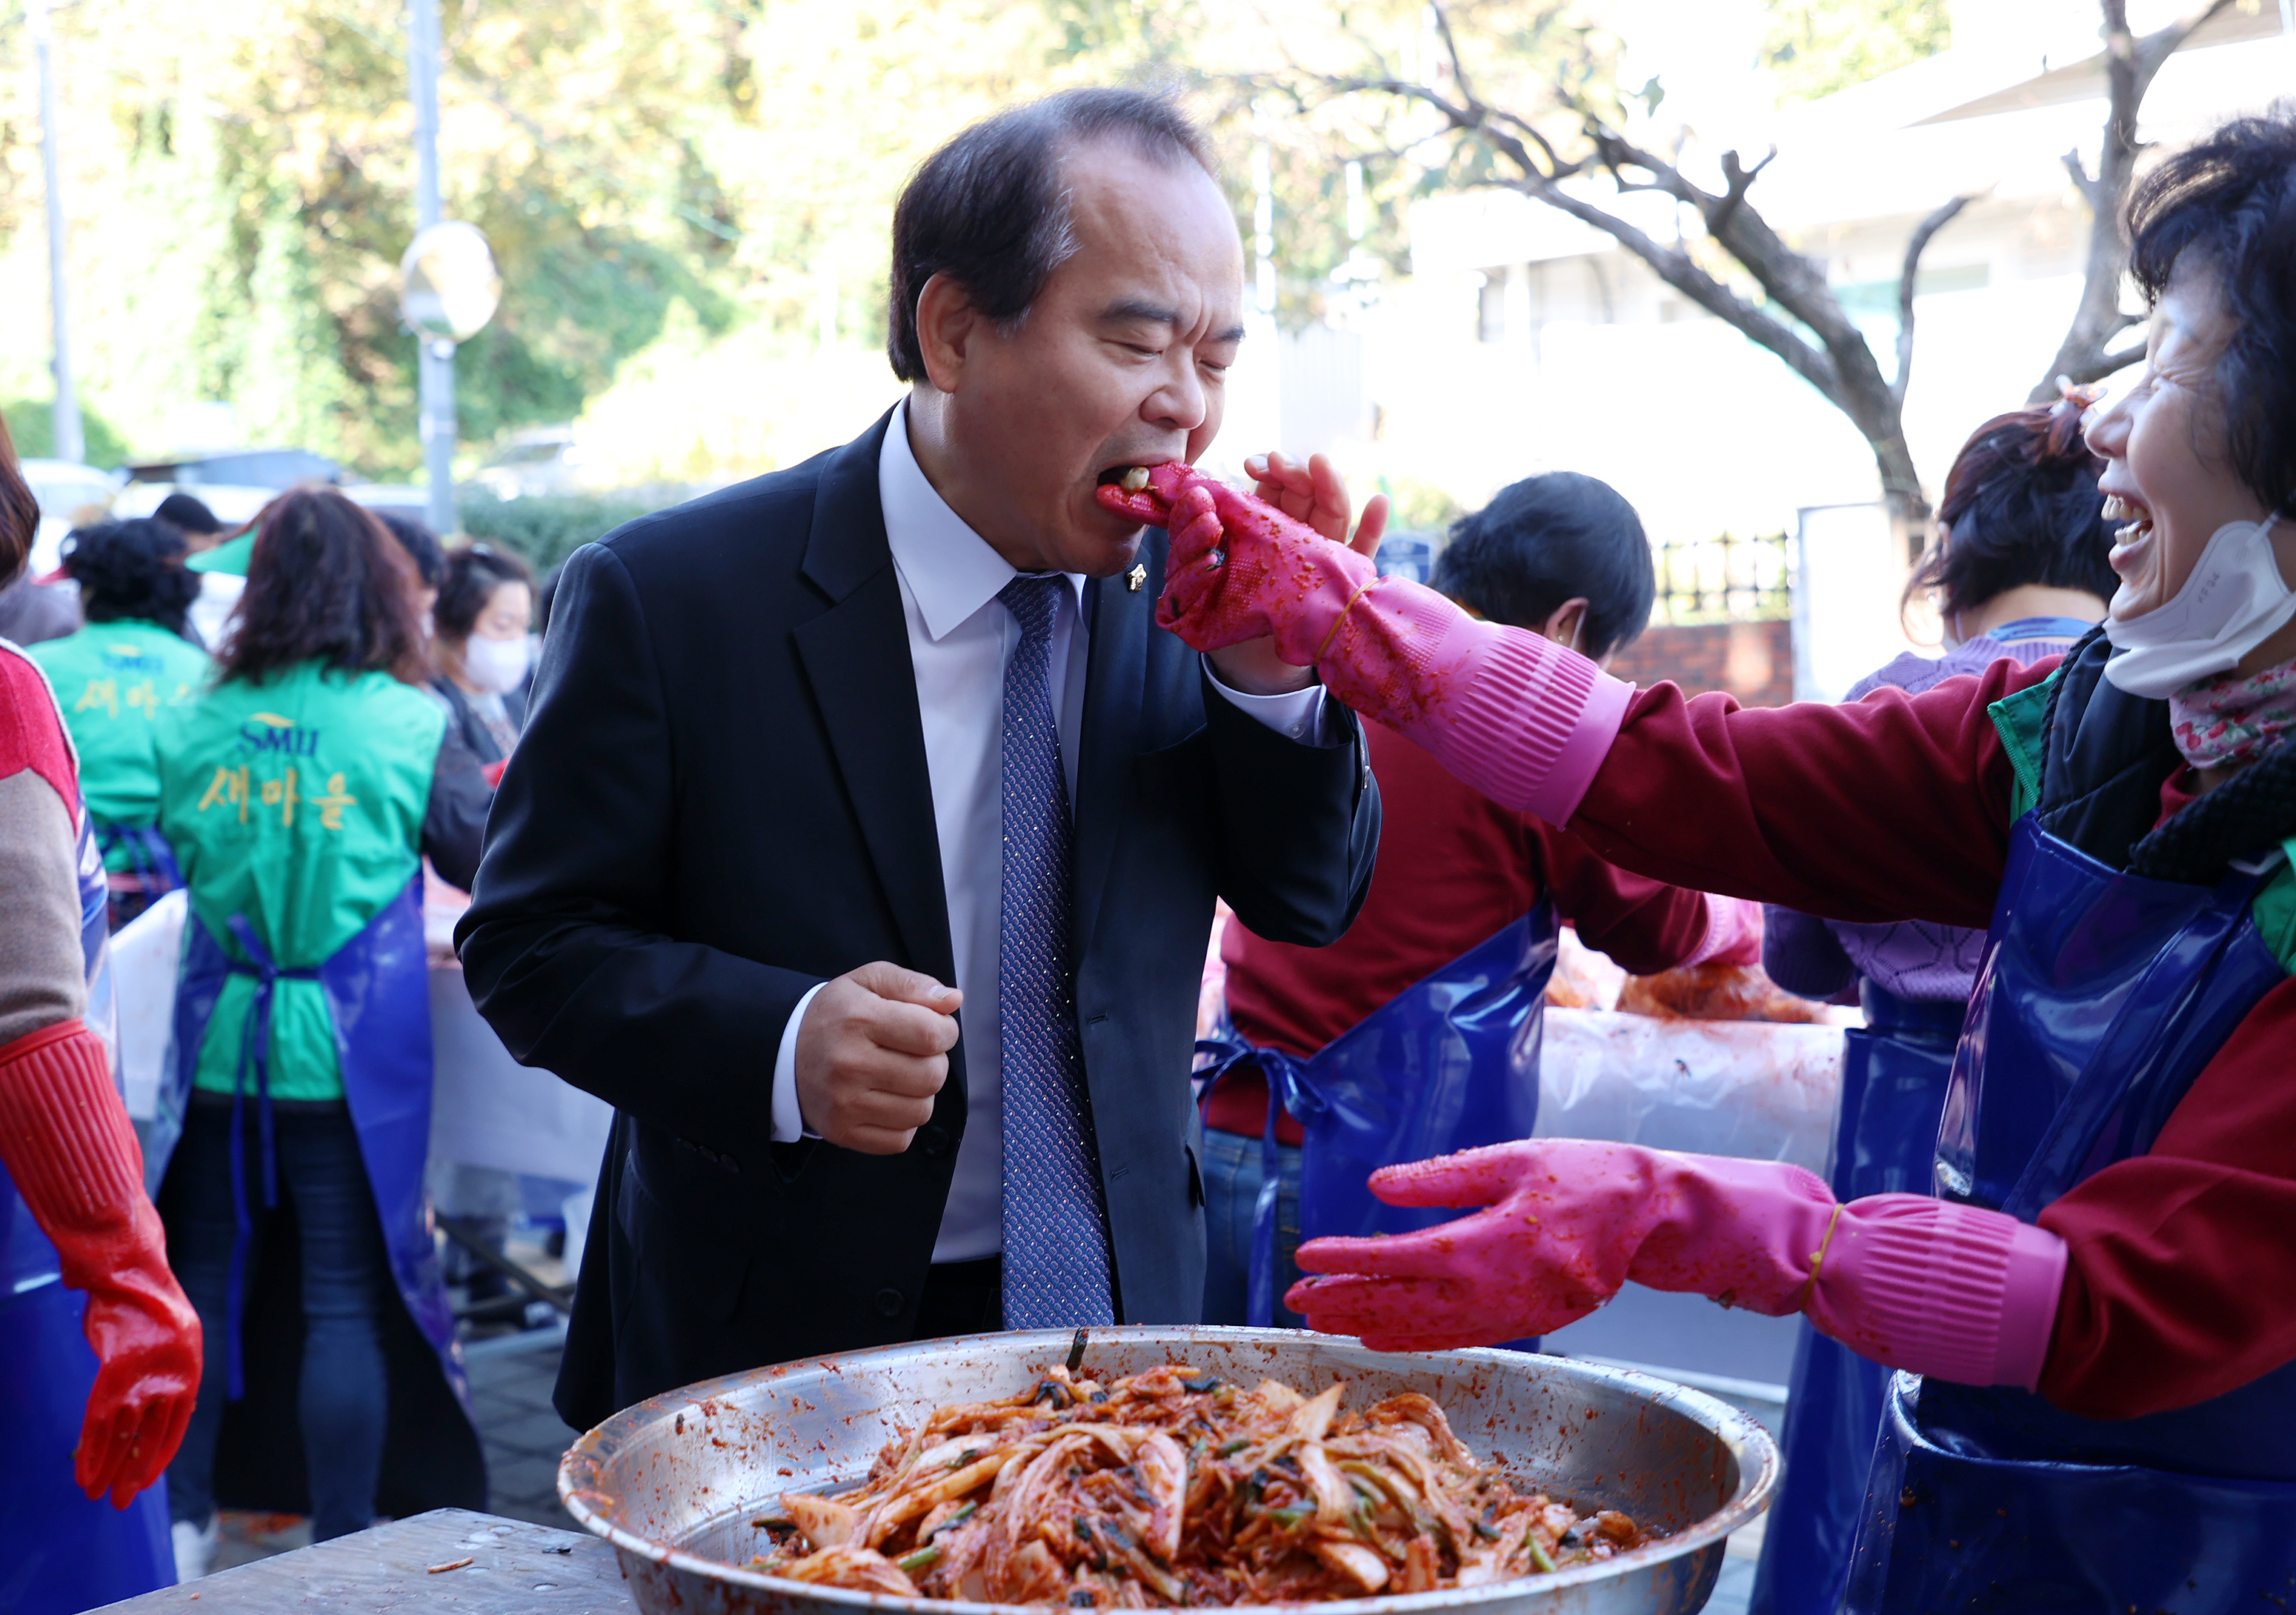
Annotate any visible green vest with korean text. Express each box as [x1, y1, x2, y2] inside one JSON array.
[[28, 620, 209, 867], [153, 662, 443, 1102]]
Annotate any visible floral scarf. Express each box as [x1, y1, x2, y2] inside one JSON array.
[[2170, 654, 2296, 770]]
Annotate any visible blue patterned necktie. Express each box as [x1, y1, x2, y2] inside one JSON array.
[[996, 574, 1115, 1330]]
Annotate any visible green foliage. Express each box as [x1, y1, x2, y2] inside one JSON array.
[[1760, 0, 1951, 104], [1, 399, 134, 467], [456, 489, 657, 574], [1380, 476, 1465, 534]]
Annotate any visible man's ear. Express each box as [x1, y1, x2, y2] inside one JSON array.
[[1540, 597, 1592, 656], [914, 272, 979, 395]]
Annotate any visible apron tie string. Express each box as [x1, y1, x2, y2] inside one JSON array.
[[219, 913, 320, 1401], [1197, 1036, 1322, 1328]]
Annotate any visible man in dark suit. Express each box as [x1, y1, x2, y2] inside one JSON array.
[[456, 87, 1380, 1431]]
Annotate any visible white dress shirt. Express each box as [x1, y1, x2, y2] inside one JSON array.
[[771, 402, 1328, 1262]]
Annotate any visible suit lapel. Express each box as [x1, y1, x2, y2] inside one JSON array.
[[1071, 556, 1151, 959], [790, 412, 958, 985]]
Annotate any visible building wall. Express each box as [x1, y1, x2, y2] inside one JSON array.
[[1606, 619, 1795, 707]]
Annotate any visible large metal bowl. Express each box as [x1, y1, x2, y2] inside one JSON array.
[[559, 1326, 1777, 1615]]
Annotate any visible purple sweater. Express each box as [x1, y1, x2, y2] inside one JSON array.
[[1763, 619, 2094, 1004]]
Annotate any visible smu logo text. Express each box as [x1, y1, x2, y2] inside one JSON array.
[[237, 712, 322, 757]]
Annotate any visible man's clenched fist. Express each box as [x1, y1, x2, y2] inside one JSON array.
[[794, 962, 962, 1153]]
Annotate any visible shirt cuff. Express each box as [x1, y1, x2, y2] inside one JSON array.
[[771, 982, 830, 1144], [1201, 654, 1331, 745]]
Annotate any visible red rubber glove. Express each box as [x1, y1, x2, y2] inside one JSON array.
[[1288, 1139, 2066, 1391], [1098, 468, 1632, 825], [0, 1019, 202, 1508]]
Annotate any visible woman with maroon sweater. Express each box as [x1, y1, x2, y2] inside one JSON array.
[[1117, 109, 2296, 1611], [1198, 468, 1752, 1328]]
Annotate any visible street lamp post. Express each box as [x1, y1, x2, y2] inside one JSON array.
[[406, 0, 457, 534], [27, 0, 84, 465]]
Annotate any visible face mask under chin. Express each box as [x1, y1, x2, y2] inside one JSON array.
[[2103, 514, 2296, 699]]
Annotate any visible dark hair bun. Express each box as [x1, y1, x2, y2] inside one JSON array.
[[60, 519, 202, 635]]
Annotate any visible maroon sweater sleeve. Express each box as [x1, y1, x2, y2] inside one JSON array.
[[1530, 820, 1711, 976], [1563, 659, 2060, 928], [2037, 977, 2296, 1418]]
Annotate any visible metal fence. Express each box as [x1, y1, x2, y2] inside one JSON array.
[[1650, 531, 1794, 626]]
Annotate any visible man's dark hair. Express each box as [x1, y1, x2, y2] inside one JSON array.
[[2126, 101, 2296, 519], [887, 87, 1214, 383], [1432, 473, 1656, 660], [379, 511, 447, 589], [59, 519, 202, 637], [1908, 400, 2117, 622], [153, 491, 223, 536], [221, 488, 430, 687], [436, 541, 535, 643]]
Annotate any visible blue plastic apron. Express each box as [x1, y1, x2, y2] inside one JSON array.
[[1842, 816, 2294, 1613], [0, 810, 174, 1613], [97, 821, 184, 927], [1751, 985, 1963, 1615], [153, 876, 477, 1491], [1197, 906, 1559, 1328]]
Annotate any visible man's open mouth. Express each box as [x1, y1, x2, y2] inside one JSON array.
[[1096, 464, 1155, 491]]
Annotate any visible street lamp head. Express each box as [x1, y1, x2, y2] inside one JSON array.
[[399, 221, 501, 344]]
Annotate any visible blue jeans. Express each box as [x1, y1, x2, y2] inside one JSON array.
[[159, 1096, 392, 1540], [1199, 1126, 1305, 1328]]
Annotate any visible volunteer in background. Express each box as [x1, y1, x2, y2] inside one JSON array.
[[1751, 399, 2112, 1615], [151, 487, 492, 1579], [0, 419, 202, 1613], [430, 542, 533, 767], [30, 519, 212, 929], [1137, 107, 2296, 1609], [423, 539, 534, 1308], [1200, 460, 1755, 1327]]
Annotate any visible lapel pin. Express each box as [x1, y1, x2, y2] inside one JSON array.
[[1126, 563, 1146, 592]]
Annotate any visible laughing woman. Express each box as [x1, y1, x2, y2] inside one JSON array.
[[1129, 107, 2296, 1611]]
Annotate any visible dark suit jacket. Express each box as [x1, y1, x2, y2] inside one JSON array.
[[456, 412, 1379, 1430]]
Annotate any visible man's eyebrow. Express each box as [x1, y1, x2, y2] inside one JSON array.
[[1099, 297, 1180, 327], [1097, 299, 1247, 345]]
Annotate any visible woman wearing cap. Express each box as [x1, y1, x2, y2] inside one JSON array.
[[29, 519, 212, 928], [148, 487, 492, 1576], [1129, 107, 2296, 1607]]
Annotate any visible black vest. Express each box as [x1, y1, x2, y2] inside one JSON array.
[[2034, 628, 2296, 884]]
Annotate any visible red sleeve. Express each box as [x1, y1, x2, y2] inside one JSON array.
[[1564, 659, 2058, 929], [2037, 978, 2296, 1419], [0, 643, 79, 828], [1530, 821, 1711, 976]]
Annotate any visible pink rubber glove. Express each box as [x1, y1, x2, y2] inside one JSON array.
[[1287, 1139, 2066, 1391], [1099, 469, 1634, 824]]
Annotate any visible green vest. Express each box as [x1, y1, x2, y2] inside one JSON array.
[[155, 662, 445, 1102], [29, 620, 210, 865]]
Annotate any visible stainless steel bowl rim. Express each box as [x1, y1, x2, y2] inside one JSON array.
[[558, 1326, 1777, 1615]]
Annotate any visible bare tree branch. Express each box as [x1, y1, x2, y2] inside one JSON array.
[[2030, 0, 2239, 399], [1894, 190, 1983, 403]]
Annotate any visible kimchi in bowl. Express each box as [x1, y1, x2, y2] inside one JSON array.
[[558, 1326, 1777, 1615]]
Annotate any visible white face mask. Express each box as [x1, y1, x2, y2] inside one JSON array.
[[2103, 514, 2296, 699], [462, 633, 530, 695]]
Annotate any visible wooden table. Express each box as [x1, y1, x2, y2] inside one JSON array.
[[96, 1510, 637, 1615]]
